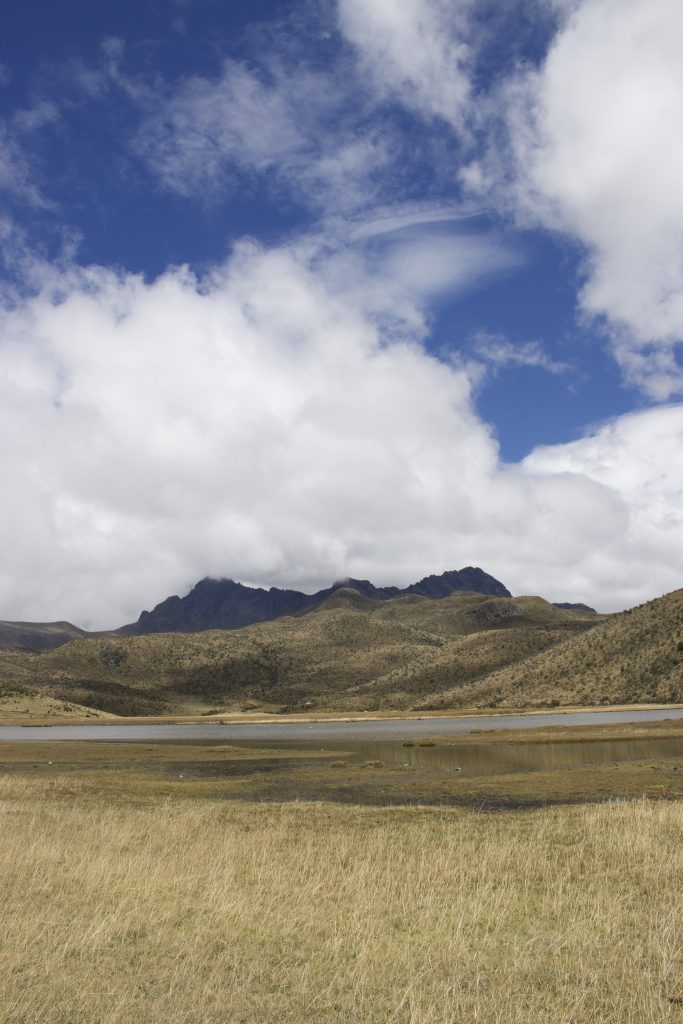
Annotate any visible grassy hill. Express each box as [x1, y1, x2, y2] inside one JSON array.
[[424, 588, 683, 710], [3, 588, 680, 717], [0, 620, 94, 651], [0, 590, 600, 715]]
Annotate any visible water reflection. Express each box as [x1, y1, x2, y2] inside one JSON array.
[[324, 737, 683, 776]]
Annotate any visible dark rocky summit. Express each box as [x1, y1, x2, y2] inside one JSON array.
[[123, 567, 512, 636], [0, 568, 513, 651], [405, 568, 511, 600], [129, 578, 312, 634], [553, 602, 598, 614]]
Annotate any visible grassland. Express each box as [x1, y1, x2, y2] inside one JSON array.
[[1, 767, 682, 1024], [2, 590, 681, 1021]]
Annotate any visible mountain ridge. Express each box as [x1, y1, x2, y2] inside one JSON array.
[[1, 566, 510, 651], [121, 566, 512, 637], [0, 590, 601, 716], [0, 567, 601, 653]]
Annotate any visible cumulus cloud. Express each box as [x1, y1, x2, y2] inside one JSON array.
[[0, 237, 681, 627], [476, 0, 683, 398], [341, 0, 683, 399], [523, 406, 683, 604], [337, 0, 474, 130]]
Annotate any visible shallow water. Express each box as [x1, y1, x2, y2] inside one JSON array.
[[1, 707, 683, 744], [333, 735, 683, 774], [149, 734, 683, 781]]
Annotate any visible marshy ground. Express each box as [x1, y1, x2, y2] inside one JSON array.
[[2, 716, 683, 1022], [2, 715, 683, 808]]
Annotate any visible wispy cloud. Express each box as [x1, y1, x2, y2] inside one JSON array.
[[470, 331, 571, 377], [0, 112, 55, 208], [347, 201, 481, 241], [131, 57, 395, 216]]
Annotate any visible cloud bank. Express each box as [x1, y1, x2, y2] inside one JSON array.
[[1, 238, 681, 627]]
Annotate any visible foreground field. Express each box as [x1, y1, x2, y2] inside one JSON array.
[[0, 774, 681, 1024]]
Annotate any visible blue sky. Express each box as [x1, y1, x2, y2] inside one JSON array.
[[0, 0, 682, 626]]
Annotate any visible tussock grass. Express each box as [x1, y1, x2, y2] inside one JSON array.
[[0, 689, 108, 721], [456, 588, 683, 709], [1, 775, 681, 1023]]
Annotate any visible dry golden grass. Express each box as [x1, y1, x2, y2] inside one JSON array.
[[1, 774, 682, 1023], [0, 690, 111, 721]]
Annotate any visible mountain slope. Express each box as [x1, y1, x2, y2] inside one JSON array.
[[0, 620, 93, 651], [421, 589, 683, 709], [0, 591, 597, 715]]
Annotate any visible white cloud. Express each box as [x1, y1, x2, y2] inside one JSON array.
[[479, 0, 683, 398], [470, 331, 570, 377], [347, 201, 479, 242], [136, 61, 305, 197], [0, 0, 682, 629], [348, 0, 683, 399], [523, 405, 683, 604], [353, 222, 521, 302], [0, 98, 59, 208], [134, 58, 392, 215], [0, 122, 44, 206], [0, 238, 681, 627], [337, 0, 474, 130]]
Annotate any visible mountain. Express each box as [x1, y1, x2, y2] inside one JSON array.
[[0, 590, 598, 716], [417, 588, 683, 710], [3, 585, 678, 718], [123, 567, 511, 636], [127, 578, 313, 634], [404, 568, 511, 600], [553, 602, 598, 614], [0, 620, 94, 652], [0, 567, 511, 652]]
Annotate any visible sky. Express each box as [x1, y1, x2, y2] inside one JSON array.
[[0, 0, 682, 628]]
